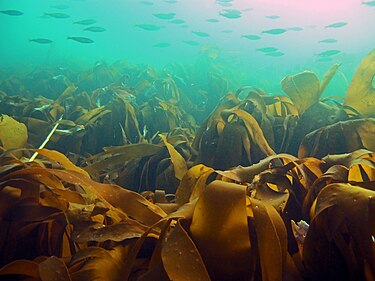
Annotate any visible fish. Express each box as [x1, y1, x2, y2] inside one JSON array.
[[257, 47, 278, 53], [169, 19, 185, 24], [183, 40, 200, 46], [67, 36, 94, 43], [318, 50, 341, 57], [192, 31, 210, 37], [220, 9, 241, 19], [216, 2, 232, 7], [74, 19, 96, 25], [221, 29, 233, 33], [0, 10, 23, 16], [140, 1, 154, 5], [288, 27, 303, 31], [206, 18, 219, 23], [44, 12, 70, 18], [262, 28, 287, 35], [50, 4, 69, 10], [241, 34, 261, 40], [319, 38, 337, 43], [153, 13, 176, 20], [135, 24, 161, 31], [265, 15, 280, 19], [325, 22, 347, 28], [84, 26, 106, 32], [265, 51, 284, 57], [29, 38, 53, 44], [153, 42, 171, 47], [362, 0, 375, 6]]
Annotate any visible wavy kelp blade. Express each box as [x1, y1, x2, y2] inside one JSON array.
[[190, 180, 253, 280], [344, 48, 375, 116], [319, 63, 340, 95], [159, 134, 187, 180], [281, 71, 321, 115]]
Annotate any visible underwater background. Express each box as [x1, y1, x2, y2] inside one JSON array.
[[1, 0, 375, 96]]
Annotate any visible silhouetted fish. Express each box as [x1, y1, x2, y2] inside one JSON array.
[[266, 51, 284, 57], [241, 34, 261, 40], [153, 42, 171, 47], [319, 38, 337, 43], [0, 10, 23, 16], [262, 28, 287, 35], [288, 27, 303, 31], [221, 29, 233, 33], [84, 26, 106, 32], [265, 15, 280, 19], [184, 40, 200, 46], [220, 9, 241, 19], [29, 38, 53, 44], [206, 18, 219, 23], [192, 31, 210, 37], [74, 19, 96, 25], [140, 1, 154, 5], [67, 36, 94, 43], [170, 19, 185, 24], [318, 50, 341, 57], [44, 12, 70, 18], [257, 47, 278, 53], [153, 13, 176, 20], [135, 24, 161, 31], [362, 1, 375, 6], [325, 22, 347, 28]]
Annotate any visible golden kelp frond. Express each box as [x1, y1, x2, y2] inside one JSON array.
[[304, 183, 375, 281], [281, 64, 340, 115], [298, 118, 375, 158], [344, 48, 375, 116], [0, 115, 28, 157]]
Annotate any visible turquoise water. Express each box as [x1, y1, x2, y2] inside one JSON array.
[[1, 0, 375, 96]]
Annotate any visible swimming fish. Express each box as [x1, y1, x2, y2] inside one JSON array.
[[50, 4, 69, 10], [288, 27, 303, 31], [325, 22, 347, 28], [266, 51, 284, 57], [265, 15, 280, 19], [216, 2, 233, 7], [262, 28, 287, 35], [74, 19, 96, 25], [362, 0, 375, 6], [192, 31, 210, 37], [135, 24, 161, 31], [319, 38, 337, 43], [318, 50, 341, 57], [206, 18, 219, 23], [221, 29, 233, 33], [241, 34, 261, 40], [44, 12, 70, 18], [153, 42, 171, 47], [153, 13, 176, 20], [67, 36, 94, 43], [140, 1, 154, 5], [84, 26, 106, 32], [0, 10, 23, 16], [257, 47, 278, 53], [183, 40, 200, 46], [220, 9, 241, 19], [170, 19, 185, 24], [29, 38, 53, 44]]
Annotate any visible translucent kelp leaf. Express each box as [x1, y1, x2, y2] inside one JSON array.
[[0, 115, 27, 156], [159, 134, 187, 180], [162, 219, 211, 281], [344, 48, 375, 116], [281, 71, 320, 115], [190, 180, 252, 280], [319, 63, 341, 95]]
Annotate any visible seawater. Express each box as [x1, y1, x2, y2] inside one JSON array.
[[1, 0, 375, 97]]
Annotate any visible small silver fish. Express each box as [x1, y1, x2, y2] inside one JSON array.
[[0, 10, 23, 16], [29, 38, 53, 44], [84, 26, 106, 32], [67, 36, 94, 43]]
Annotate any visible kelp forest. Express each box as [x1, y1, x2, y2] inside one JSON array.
[[0, 48, 374, 281]]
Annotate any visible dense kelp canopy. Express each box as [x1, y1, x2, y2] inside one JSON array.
[[0, 49, 374, 281]]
